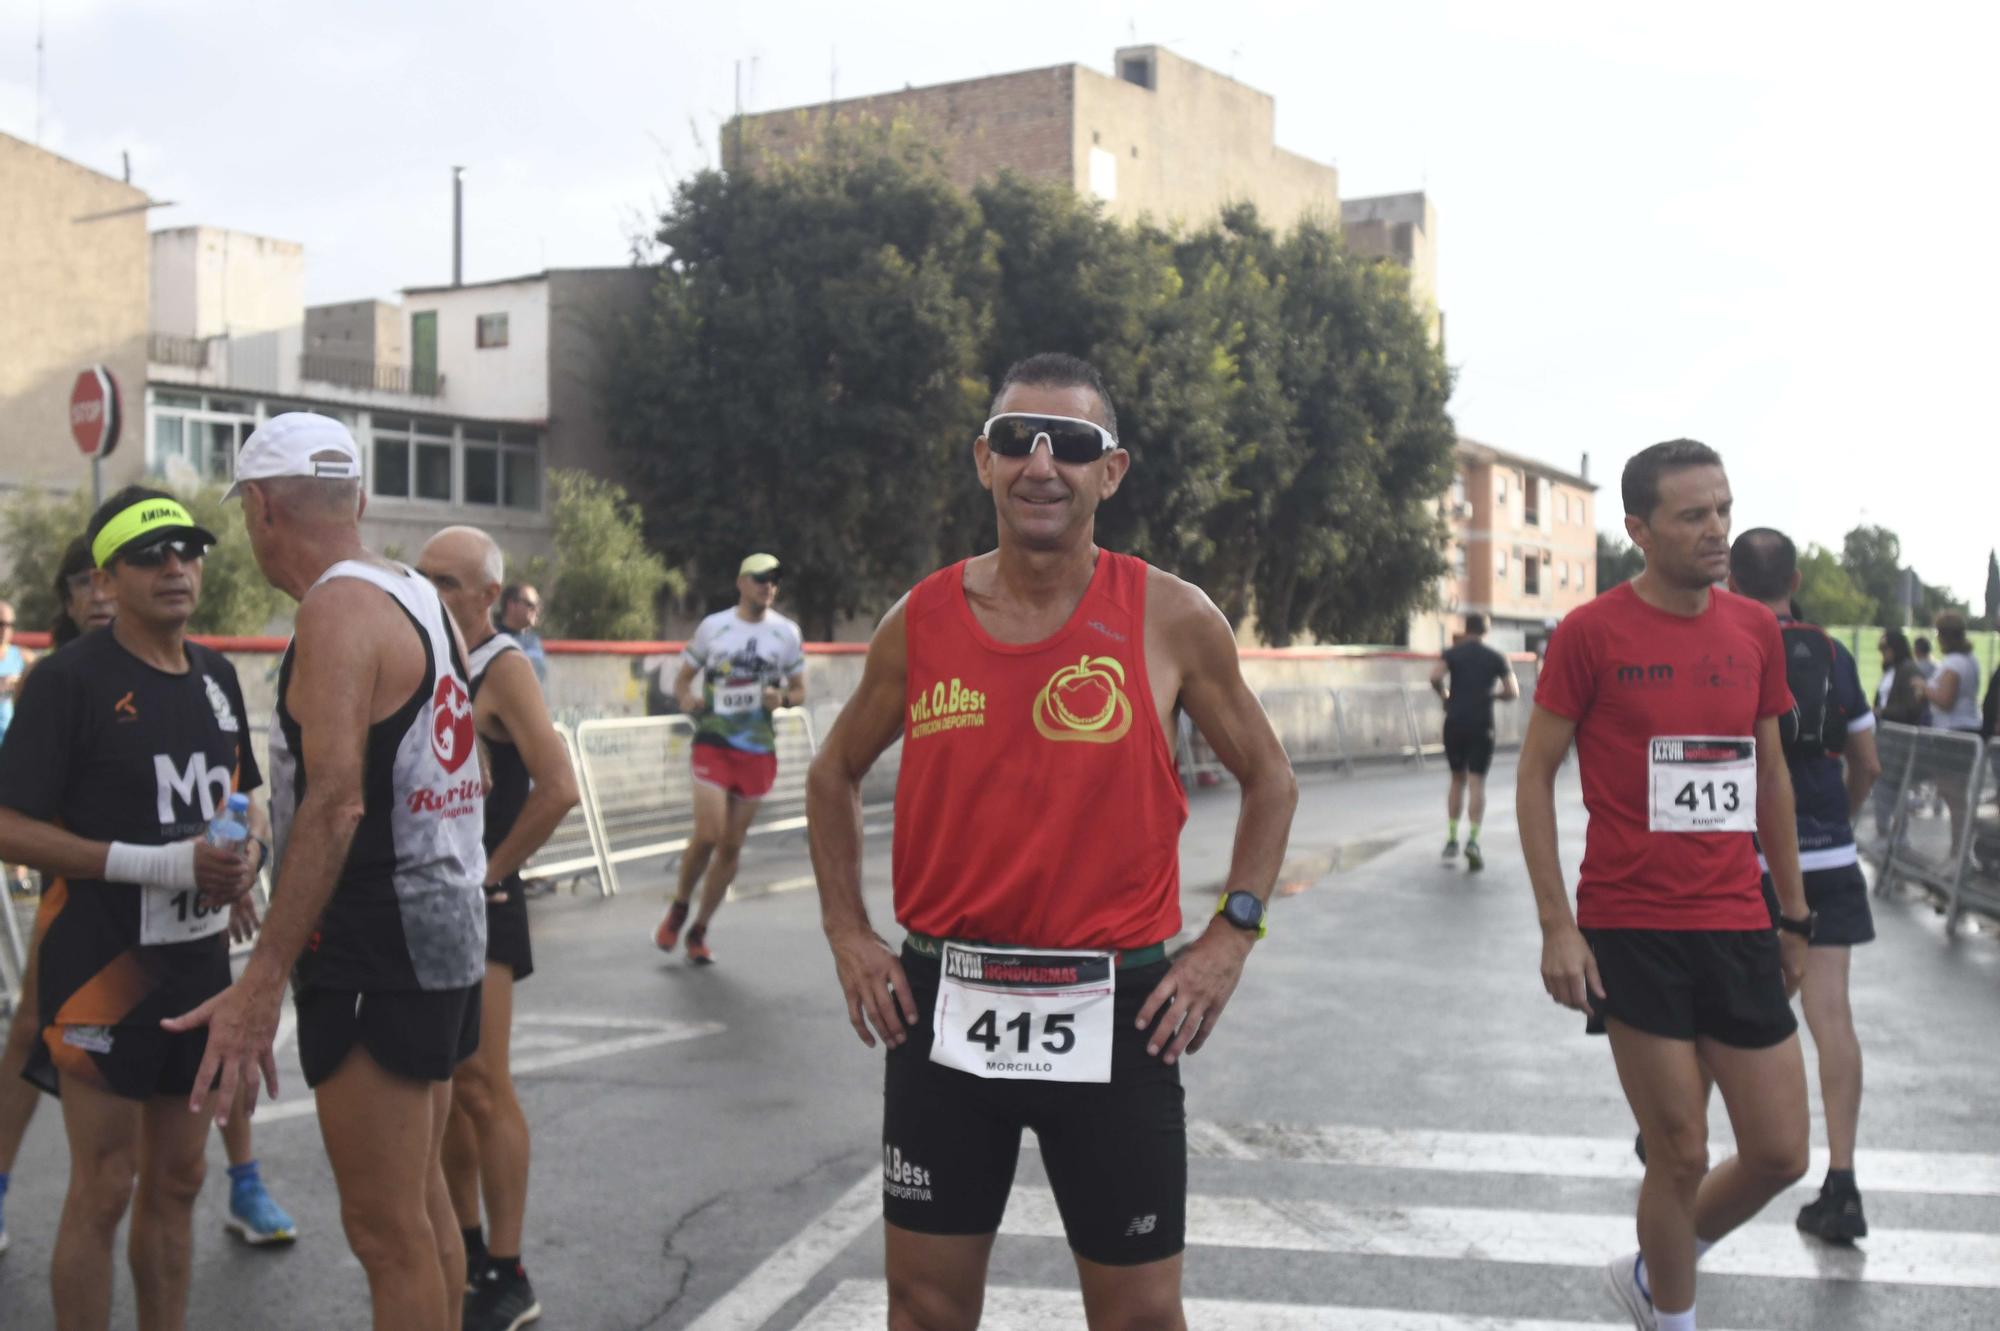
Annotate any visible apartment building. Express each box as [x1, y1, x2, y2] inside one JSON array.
[[1414, 439, 1598, 654]]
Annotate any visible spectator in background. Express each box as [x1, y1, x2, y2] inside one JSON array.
[[1912, 635, 1938, 681], [498, 582, 548, 686], [1925, 612, 1983, 857], [1875, 632, 1929, 726], [50, 537, 117, 648]]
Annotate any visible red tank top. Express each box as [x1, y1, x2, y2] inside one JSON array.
[[892, 551, 1188, 949]]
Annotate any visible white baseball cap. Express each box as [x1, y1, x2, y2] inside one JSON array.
[[224, 412, 363, 500]]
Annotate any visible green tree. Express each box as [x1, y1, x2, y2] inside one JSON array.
[[608, 117, 992, 639], [1595, 532, 1645, 591], [0, 483, 287, 637], [1840, 524, 1905, 627], [1243, 218, 1457, 644], [531, 470, 678, 640], [1795, 543, 1874, 625]]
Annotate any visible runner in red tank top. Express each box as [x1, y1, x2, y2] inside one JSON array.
[[808, 354, 1296, 1329]]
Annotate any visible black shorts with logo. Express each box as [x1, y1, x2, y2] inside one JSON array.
[[486, 877, 535, 980], [882, 946, 1185, 1266], [295, 983, 482, 1089], [1583, 928, 1796, 1048], [1759, 865, 1875, 947], [1442, 720, 1496, 775], [40, 1022, 211, 1101]]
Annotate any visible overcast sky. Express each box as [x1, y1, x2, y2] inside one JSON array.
[[6, 1, 1994, 602]]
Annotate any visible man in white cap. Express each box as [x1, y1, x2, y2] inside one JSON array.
[[652, 553, 806, 964], [168, 413, 487, 1331]]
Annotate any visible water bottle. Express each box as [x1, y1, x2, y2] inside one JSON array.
[[206, 793, 250, 853]]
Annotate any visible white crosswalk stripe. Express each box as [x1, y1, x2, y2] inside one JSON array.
[[690, 1117, 2000, 1329], [794, 1280, 1770, 1331]]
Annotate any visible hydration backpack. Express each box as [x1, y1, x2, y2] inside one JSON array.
[[1779, 622, 1846, 760]]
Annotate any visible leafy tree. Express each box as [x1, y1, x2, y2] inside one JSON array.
[[531, 470, 678, 640], [608, 118, 992, 639], [1795, 543, 1874, 625], [1243, 218, 1457, 644], [1840, 524, 1905, 627], [1595, 532, 1645, 591], [0, 483, 288, 636]]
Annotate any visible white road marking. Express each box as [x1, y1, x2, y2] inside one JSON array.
[[1192, 1121, 2000, 1199], [683, 1172, 880, 1331], [997, 1187, 2000, 1289], [792, 1280, 1770, 1331], [247, 1014, 723, 1127]]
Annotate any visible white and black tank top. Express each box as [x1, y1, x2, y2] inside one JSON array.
[[270, 561, 487, 992], [467, 633, 531, 881]]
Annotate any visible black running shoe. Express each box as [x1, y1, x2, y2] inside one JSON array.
[[466, 1265, 542, 1331], [1464, 842, 1484, 872], [1797, 1180, 1868, 1242]]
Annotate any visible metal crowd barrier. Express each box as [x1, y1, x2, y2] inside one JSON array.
[[1868, 721, 1997, 934], [569, 708, 818, 897]]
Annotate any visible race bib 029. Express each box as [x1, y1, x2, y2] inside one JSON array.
[[1648, 736, 1757, 833], [139, 884, 231, 947], [930, 944, 1115, 1083], [714, 681, 762, 716]]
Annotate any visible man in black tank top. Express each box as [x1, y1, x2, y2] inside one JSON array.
[[1428, 614, 1520, 871], [168, 414, 487, 1330], [421, 526, 580, 1331]]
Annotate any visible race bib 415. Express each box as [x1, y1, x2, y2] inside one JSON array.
[[930, 944, 1115, 1083]]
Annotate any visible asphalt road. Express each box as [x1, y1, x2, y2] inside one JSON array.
[[1, 756, 1996, 1329]]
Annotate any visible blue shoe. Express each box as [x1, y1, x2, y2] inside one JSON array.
[[225, 1178, 298, 1246]]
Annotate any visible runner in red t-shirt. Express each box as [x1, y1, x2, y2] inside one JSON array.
[[1517, 439, 1812, 1331], [807, 353, 1296, 1328]]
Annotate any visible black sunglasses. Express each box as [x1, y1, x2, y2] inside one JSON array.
[[120, 539, 208, 569], [749, 571, 782, 586], [983, 413, 1117, 464]]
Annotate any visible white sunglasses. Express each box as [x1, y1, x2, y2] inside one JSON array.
[[982, 413, 1119, 463]]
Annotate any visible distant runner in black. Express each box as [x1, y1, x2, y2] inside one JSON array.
[[1430, 613, 1520, 871]]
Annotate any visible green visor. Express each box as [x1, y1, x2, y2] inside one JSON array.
[[90, 498, 218, 569]]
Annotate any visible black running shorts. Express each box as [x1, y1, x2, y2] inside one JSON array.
[[42, 1022, 209, 1101], [1759, 865, 1874, 948], [1442, 720, 1496, 776], [296, 984, 482, 1089], [485, 878, 535, 981], [882, 947, 1186, 1267], [1583, 928, 1797, 1048]]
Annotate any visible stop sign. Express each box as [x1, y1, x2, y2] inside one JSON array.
[[70, 365, 121, 458]]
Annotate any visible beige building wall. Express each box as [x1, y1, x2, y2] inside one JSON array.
[[731, 47, 1337, 233], [1073, 47, 1337, 230], [0, 134, 151, 496], [305, 299, 405, 365], [1342, 191, 1438, 336], [150, 226, 305, 340]]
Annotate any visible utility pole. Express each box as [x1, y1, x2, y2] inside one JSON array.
[[452, 166, 465, 287]]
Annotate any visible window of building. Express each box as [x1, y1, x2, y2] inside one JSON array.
[[1089, 146, 1117, 202], [1119, 55, 1154, 89], [1559, 560, 1570, 588], [367, 416, 537, 510], [460, 425, 541, 512], [148, 391, 256, 483], [1558, 491, 1569, 524], [1497, 549, 1508, 578], [1497, 476, 1508, 505], [1523, 477, 1540, 526], [1524, 555, 1540, 596], [476, 313, 510, 349], [1454, 545, 1467, 577], [1450, 475, 1467, 514]]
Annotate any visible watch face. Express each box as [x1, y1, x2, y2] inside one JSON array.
[[1225, 893, 1261, 927]]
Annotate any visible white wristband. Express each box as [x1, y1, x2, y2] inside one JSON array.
[[105, 840, 199, 890]]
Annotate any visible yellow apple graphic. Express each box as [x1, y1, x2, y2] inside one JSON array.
[[1035, 655, 1132, 743]]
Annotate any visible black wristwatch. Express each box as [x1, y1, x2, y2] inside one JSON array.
[[1776, 910, 1817, 941], [1216, 890, 1268, 939]]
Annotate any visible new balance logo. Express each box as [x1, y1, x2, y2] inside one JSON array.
[[1123, 1214, 1158, 1237], [1614, 664, 1674, 688]]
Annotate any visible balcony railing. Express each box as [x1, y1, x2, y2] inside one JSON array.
[[299, 355, 446, 398], [149, 332, 210, 369]]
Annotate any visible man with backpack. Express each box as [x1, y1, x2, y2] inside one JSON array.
[[1727, 527, 1882, 1241]]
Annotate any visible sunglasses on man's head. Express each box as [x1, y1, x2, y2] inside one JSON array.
[[120, 539, 208, 569], [983, 414, 1117, 464]]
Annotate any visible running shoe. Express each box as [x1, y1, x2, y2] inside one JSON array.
[[653, 900, 690, 953], [1441, 838, 1460, 860], [685, 925, 714, 966], [224, 1177, 298, 1246], [1602, 1252, 1657, 1330], [466, 1264, 542, 1331], [1464, 842, 1484, 872], [1796, 1179, 1868, 1242]]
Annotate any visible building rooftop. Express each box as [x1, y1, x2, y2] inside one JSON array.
[[402, 266, 643, 297], [1457, 436, 1596, 491]]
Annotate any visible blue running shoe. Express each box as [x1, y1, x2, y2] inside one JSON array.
[[225, 1177, 298, 1246]]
